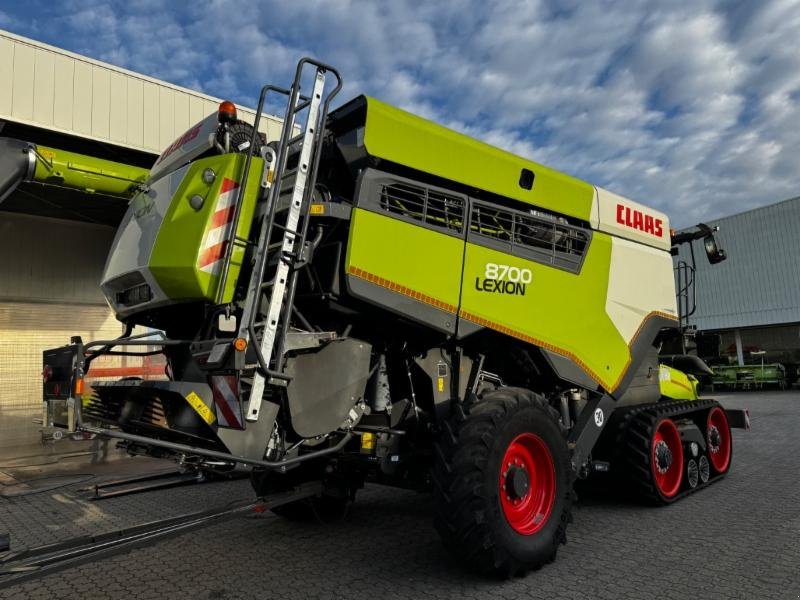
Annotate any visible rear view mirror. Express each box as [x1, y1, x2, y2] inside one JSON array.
[[703, 233, 726, 264]]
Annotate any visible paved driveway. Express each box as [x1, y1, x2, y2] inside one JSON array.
[[1, 392, 797, 600]]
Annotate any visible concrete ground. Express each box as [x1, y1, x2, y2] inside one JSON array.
[[0, 391, 798, 600]]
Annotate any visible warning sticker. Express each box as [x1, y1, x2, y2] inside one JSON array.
[[186, 391, 216, 425]]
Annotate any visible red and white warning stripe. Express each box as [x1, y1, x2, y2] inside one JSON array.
[[198, 178, 240, 275], [211, 375, 243, 429]]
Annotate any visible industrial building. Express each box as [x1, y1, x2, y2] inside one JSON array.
[[0, 29, 283, 450], [674, 196, 800, 384]]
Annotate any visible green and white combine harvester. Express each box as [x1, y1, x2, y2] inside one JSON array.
[[5, 59, 749, 575]]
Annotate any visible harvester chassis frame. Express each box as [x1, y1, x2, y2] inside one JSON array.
[[71, 330, 617, 478], [70, 335, 354, 471]]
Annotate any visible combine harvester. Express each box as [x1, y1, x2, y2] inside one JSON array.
[[17, 58, 749, 576]]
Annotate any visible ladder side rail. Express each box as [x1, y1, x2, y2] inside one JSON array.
[[243, 90, 308, 376], [245, 66, 327, 420], [246, 61, 341, 422], [233, 83, 299, 349], [272, 68, 343, 364], [216, 84, 292, 305], [237, 79, 308, 356], [250, 69, 327, 381], [245, 59, 341, 358]]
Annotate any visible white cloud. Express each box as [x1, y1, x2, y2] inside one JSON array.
[[3, 0, 799, 226]]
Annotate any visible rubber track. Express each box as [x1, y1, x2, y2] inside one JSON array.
[[613, 399, 725, 504], [432, 387, 573, 577]]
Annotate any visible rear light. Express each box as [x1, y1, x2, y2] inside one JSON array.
[[42, 365, 53, 382], [218, 100, 237, 123]]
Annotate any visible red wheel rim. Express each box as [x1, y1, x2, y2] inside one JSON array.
[[707, 407, 731, 473], [651, 418, 683, 498], [498, 433, 556, 535]]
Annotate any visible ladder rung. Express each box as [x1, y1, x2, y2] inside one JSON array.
[[287, 133, 304, 147], [294, 97, 311, 112], [272, 222, 303, 237]]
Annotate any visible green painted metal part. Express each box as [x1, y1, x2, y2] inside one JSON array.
[[33, 144, 149, 197], [458, 234, 628, 391], [360, 97, 596, 222], [659, 364, 700, 400], [149, 153, 264, 304], [345, 207, 632, 391], [346, 208, 464, 311]]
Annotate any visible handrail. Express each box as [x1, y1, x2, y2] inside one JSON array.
[[245, 58, 342, 378]]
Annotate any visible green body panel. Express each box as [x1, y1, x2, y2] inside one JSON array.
[[345, 208, 463, 312], [659, 364, 700, 400], [345, 205, 633, 391], [34, 144, 148, 197], [459, 233, 628, 391], [149, 154, 264, 304], [361, 97, 595, 222]]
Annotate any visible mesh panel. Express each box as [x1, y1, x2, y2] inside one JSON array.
[[380, 182, 464, 232]]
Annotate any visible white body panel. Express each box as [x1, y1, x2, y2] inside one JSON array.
[[594, 186, 671, 251], [605, 236, 678, 343], [148, 112, 219, 183]]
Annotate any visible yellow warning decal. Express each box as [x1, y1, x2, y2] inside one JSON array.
[[186, 391, 216, 425], [310, 203, 325, 215]]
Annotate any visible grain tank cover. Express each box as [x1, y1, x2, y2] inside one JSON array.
[[328, 96, 596, 223]]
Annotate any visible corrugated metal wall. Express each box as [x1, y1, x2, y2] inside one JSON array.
[[675, 196, 800, 331], [0, 214, 120, 449], [0, 29, 283, 155]]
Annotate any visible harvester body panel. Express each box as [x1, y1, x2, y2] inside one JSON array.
[[101, 153, 264, 317], [358, 96, 596, 223], [338, 98, 678, 396]]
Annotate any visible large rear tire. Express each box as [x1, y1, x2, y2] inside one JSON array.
[[433, 387, 573, 577]]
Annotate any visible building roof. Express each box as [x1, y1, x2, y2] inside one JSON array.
[[675, 196, 800, 331], [0, 29, 282, 156]]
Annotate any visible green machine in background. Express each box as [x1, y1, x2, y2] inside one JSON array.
[[712, 363, 787, 390]]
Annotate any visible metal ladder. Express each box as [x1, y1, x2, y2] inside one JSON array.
[[220, 58, 341, 423]]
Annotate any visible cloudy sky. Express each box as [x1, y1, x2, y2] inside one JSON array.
[[1, 0, 798, 226]]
